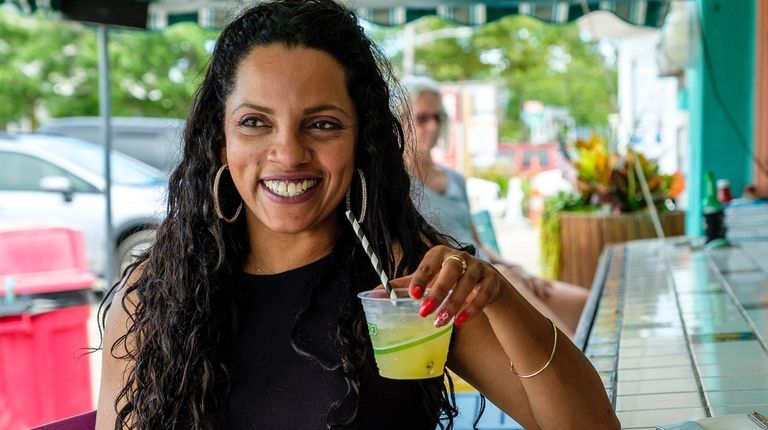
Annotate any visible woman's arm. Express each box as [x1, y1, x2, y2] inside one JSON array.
[[463, 283, 617, 428], [95, 269, 141, 430], [447, 312, 543, 429], [406, 246, 619, 429]]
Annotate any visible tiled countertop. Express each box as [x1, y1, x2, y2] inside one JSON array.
[[575, 238, 768, 429]]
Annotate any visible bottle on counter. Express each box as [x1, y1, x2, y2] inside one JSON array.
[[703, 171, 727, 243], [716, 179, 733, 204]]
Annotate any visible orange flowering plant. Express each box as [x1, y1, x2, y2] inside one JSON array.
[[540, 135, 685, 279], [572, 134, 684, 213]]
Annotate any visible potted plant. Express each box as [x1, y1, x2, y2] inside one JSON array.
[[541, 135, 685, 288]]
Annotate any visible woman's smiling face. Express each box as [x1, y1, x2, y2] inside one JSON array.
[[222, 43, 357, 238]]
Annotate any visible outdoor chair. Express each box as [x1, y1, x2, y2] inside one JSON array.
[[472, 209, 501, 254]]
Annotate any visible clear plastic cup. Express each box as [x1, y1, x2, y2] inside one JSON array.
[[358, 288, 453, 380]]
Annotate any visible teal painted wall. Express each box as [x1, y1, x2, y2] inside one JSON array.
[[685, 0, 756, 236]]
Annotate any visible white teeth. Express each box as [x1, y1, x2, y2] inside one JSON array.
[[263, 179, 318, 197]]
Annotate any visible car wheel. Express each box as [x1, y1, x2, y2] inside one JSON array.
[[115, 229, 156, 280]]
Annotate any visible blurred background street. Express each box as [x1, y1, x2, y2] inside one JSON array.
[[3, 0, 767, 428]]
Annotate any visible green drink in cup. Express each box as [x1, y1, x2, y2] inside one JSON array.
[[358, 288, 453, 380]]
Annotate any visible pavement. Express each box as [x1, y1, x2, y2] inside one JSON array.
[[493, 216, 542, 276]]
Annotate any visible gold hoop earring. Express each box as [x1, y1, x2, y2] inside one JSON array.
[[345, 168, 368, 223], [213, 164, 243, 223]]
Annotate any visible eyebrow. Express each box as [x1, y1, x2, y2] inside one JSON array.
[[231, 103, 352, 119], [303, 104, 352, 119], [231, 103, 274, 115]]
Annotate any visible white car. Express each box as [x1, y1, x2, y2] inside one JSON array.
[[0, 133, 166, 280], [38, 116, 184, 173]]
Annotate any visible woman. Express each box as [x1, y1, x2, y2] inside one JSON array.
[[403, 75, 589, 337], [96, 1, 619, 429]]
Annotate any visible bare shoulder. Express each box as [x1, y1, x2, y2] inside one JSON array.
[[95, 265, 144, 429], [106, 267, 143, 326]]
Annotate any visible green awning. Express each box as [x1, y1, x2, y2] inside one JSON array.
[[151, 0, 669, 29], [3, 0, 671, 29], [351, 1, 670, 27]]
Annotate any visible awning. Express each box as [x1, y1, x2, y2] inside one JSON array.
[[4, 1, 669, 30], [350, 0, 671, 27], [148, 0, 670, 29]]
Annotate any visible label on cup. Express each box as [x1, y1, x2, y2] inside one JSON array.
[[368, 322, 378, 337]]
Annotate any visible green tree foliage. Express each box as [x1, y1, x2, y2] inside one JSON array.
[[0, 5, 218, 130], [103, 23, 216, 118], [0, 6, 89, 130], [2, 7, 615, 136], [368, 16, 617, 142]]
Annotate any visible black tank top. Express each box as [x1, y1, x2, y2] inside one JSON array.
[[218, 254, 440, 429]]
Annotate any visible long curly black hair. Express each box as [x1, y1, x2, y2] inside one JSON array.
[[100, 0, 462, 428]]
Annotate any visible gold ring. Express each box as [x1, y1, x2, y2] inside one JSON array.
[[442, 255, 467, 275]]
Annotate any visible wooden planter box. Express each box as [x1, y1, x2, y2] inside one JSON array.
[[558, 211, 685, 288]]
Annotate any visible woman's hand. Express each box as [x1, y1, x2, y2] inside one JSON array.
[[389, 245, 506, 328], [529, 277, 553, 300]]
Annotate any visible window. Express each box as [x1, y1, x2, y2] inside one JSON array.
[[0, 151, 97, 193], [32, 140, 164, 187]]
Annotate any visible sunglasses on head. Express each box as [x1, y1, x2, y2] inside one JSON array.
[[414, 112, 447, 125]]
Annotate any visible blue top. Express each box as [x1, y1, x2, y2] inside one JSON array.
[[413, 168, 489, 260]]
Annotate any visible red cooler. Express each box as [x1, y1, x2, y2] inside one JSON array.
[[0, 226, 96, 430]]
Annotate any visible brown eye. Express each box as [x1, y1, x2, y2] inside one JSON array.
[[239, 117, 267, 128], [309, 121, 340, 130]]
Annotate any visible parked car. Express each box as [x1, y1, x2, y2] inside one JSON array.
[[0, 133, 166, 280], [38, 116, 184, 173]]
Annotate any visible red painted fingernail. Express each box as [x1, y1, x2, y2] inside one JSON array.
[[454, 311, 470, 326], [419, 297, 437, 317], [434, 310, 451, 327], [411, 285, 424, 299]]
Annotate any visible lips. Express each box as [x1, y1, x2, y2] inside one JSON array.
[[262, 178, 319, 198]]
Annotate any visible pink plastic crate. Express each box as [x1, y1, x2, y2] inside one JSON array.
[[0, 225, 96, 429], [0, 305, 93, 429], [0, 226, 96, 296]]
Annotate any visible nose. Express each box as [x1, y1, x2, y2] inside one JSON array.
[[422, 119, 440, 133], [417, 120, 440, 145], [267, 128, 311, 167]]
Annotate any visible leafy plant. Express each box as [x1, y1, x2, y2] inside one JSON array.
[[572, 134, 681, 213], [540, 134, 685, 279]]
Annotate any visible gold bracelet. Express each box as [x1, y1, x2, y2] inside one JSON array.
[[511, 317, 558, 378]]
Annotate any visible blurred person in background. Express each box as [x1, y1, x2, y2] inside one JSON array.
[[403, 75, 588, 337]]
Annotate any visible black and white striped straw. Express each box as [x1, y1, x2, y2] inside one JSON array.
[[345, 210, 397, 301]]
